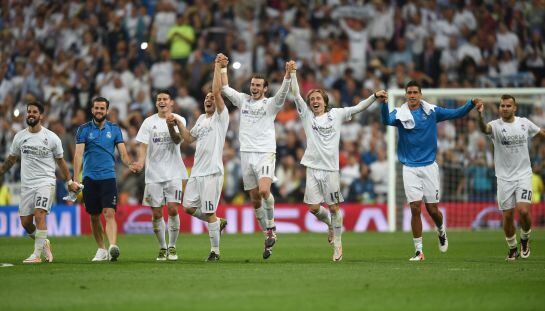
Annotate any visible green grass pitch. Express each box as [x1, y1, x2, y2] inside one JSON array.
[[1, 230, 544, 311]]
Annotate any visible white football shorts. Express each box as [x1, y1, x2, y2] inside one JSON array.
[[402, 162, 440, 204], [304, 168, 344, 205], [497, 177, 532, 211], [240, 152, 276, 190], [143, 179, 183, 207], [183, 173, 223, 213], [19, 184, 55, 216]]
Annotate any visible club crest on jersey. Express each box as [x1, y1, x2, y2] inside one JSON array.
[[43, 138, 48, 145], [153, 125, 157, 129], [521, 124, 526, 131], [106, 132, 112, 139], [502, 128, 507, 133]]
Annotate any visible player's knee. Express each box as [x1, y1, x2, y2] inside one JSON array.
[[308, 206, 320, 214], [184, 206, 196, 215], [258, 189, 270, 199], [251, 198, 261, 209], [410, 207, 421, 216], [103, 208, 115, 219], [518, 208, 529, 218], [167, 206, 178, 217], [151, 209, 163, 220]]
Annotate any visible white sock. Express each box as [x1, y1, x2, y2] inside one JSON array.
[[152, 218, 167, 249], [28, 229, 36, 240], [255, 207, 267, 232], [208, 220, 221, 254], [506, 234, 517, 249], [34, 229, 47, 257], [331, 211, 343, 245], [263, 193, 275, 229], [314, 206, 332, 227], [437, 224, 446, 237], [413, 237, 423, 253], [190, 209, 208, 221], [521, 229, 531, 240], [168, 215, 180, 248]]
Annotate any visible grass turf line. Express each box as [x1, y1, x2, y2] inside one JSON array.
[[0, 230, 543, 311]]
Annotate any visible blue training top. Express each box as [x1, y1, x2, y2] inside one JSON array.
[[381, 99, 474, 167], [75, 121, 124, 180]]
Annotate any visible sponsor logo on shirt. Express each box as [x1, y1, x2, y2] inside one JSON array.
[[21, 145, 51, 157], [500, 133, 526, 147], [151, 132, 173, 145], [311, 121, 336, 138], [191, 123, 212, 139]]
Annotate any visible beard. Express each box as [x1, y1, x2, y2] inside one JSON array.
[[26, 117, 39, 127], [93, 114, 106, 123]]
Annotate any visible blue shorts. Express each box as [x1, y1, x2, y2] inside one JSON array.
[[82, 177, 118, 215]]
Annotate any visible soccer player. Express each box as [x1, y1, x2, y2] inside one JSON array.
[[290, 67, 386, 261], [477, 95, 544, 260], [0, 102, 79, 263], [217, 53, 292, 259], [175, 59, 229, 261], [74, 97, 135, 262], [381, 80, 479, 261], [134, 89, 188, 261]]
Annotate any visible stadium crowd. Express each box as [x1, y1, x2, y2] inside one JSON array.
[[1, 0, 545, 206]]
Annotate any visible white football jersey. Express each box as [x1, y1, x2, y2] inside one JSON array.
[[221, 78, 290, 153], [10, 127, 63, 188], [190, 108, 229, 177], [136, 113, 188, 183], [488, 117, 540, 181], [295, 94, 355, 171]]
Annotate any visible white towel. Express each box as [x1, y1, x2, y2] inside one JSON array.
[[394, 100, 437, 129]]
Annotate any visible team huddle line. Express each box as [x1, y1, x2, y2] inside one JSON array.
[[1, 53, 541, 263]]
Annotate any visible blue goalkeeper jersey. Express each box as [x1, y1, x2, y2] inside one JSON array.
[[381, 99, 474, 167]]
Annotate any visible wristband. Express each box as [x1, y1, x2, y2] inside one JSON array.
[[220, 68, 227, 74]]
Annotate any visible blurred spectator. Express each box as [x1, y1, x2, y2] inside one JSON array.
[[167, 13, 195, 65], [369, 148, 388, 203], [0, 177, 11, 205], [0, 0, 543, 206], [348, 164, 376, 203]]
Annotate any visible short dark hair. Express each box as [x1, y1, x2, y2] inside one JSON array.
[[155, 89, 172, 101], [250, 73, 268, 88], [27, 101, 44, 114], [405, 80, 422, 93], [500, 94, 517, 105], [92, 97, 110, 109]]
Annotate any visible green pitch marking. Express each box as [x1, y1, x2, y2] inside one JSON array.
[[0, 231, 544, 311]]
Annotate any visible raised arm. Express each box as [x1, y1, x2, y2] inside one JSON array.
[[175, 118, 196, 144], [271, 61, 293, 107], [289, 64, 308, 114], [217, 53, 246, 106], [213, 59, 225, 113], [436, 98, 479, 122], [166, 114, 182, 144], [345, 90, 387, 117], [476, 101, 491, 134], [380, 102, 399, 126]]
